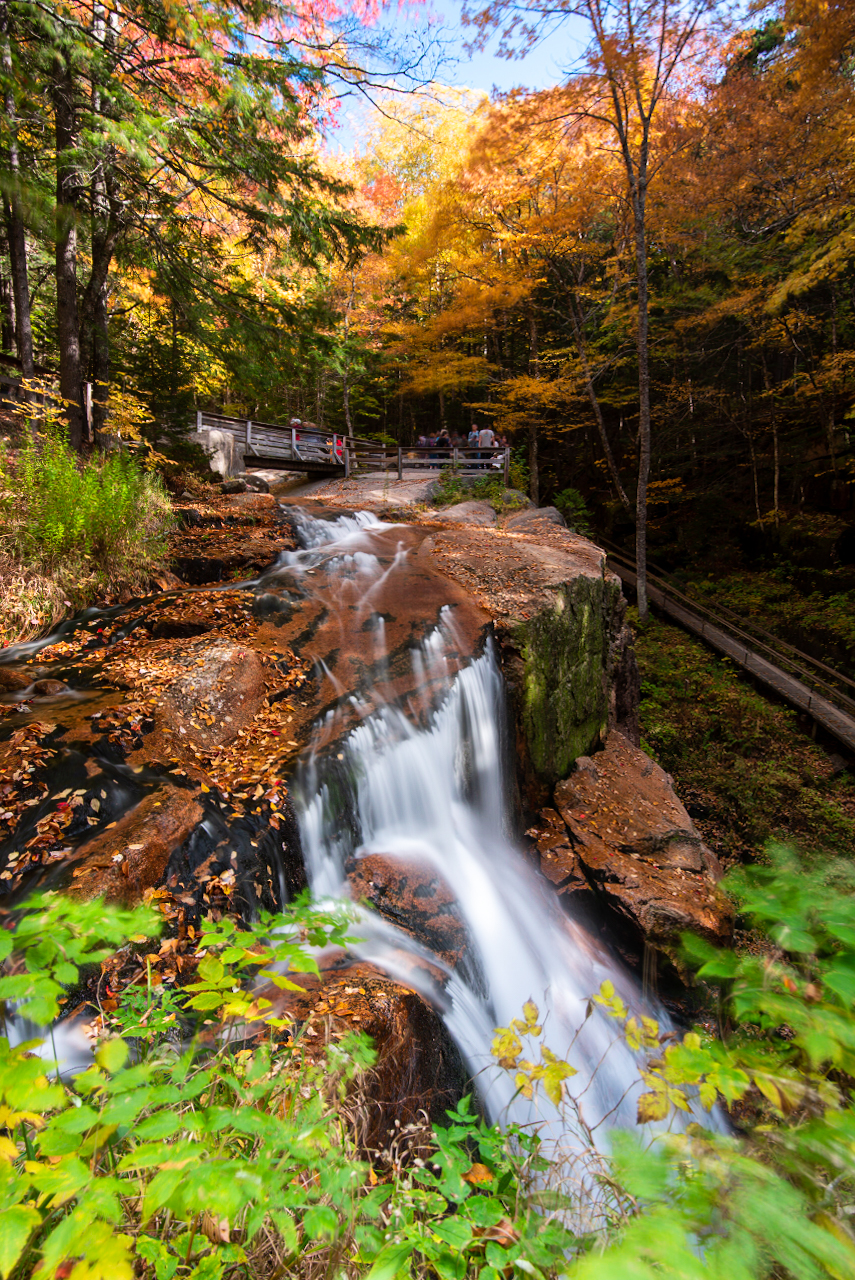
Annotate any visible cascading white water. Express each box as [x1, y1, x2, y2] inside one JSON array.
[[285, 506, 718, 1206]]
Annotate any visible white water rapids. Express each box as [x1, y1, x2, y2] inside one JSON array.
[[282, 507, 714, 1200]]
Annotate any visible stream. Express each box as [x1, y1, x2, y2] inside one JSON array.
[[273, 507, 713, 1198], [1, 500, 717, 1206]]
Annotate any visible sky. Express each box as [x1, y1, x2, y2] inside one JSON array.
[[326, 0, 588, 150]]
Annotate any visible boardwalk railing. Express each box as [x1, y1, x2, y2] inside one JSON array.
[[194, 411, 511, 480], [602, 538, 855, 754]]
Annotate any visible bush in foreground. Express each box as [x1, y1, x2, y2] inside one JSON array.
[[1, 849, 855, 1278]]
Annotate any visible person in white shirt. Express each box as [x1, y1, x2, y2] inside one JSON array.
[[477, 425, 496, 465]]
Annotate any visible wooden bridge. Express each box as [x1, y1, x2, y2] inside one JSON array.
[[194, 411, 511, 482], [603, 540, 855, 756]]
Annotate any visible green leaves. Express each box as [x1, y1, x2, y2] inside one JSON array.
[[0, 1204, 41, 1279]]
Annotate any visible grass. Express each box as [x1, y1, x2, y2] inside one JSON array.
[[633, 613, 855, 868], [0, 418, 174, 646]]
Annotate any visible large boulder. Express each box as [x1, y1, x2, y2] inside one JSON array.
[[68, 784, 205, 905], [437, 500, 498, 527], [506, 505, 566, 529], [158, 640, 267, 748], [259, 959, 467, 1150], [427, 526, 637, 797], [545, 731, 732, 965], [346, 854, 467, 969], [197, 428, 239, 479]]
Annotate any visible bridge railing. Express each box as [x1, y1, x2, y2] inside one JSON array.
[[194, 412, 511, 480], [602, 538, 855, 718]]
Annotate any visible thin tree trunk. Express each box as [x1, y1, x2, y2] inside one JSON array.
[[569, 296, 632, 514], [528, 311, 540, 505], [748, 431, 761, 522], [633, 188, 652, 623], [53, 60, 85, 450], [1, 5, 34, 383], [528, 422, 539, 506], [0, 256, 13, 352]]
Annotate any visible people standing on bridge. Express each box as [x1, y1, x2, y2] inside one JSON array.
[[467, 426, 479, 454], [478, 423, 497, 466]]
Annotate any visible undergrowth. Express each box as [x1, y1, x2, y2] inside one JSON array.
[[430, 474, 529, 512], [0, 411, 174, 645], [634, 614, 855, 867], [3, 850, 855, 1277], [686, 567, 855, 680]]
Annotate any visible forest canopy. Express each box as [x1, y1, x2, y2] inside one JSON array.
[[1, 0, 854, 571]]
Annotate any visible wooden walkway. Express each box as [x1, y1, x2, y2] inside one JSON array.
[[194, 411, 510, 481], [604, 545, 855, 755]]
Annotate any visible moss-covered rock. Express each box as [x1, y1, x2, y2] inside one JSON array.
[[515, 573, 623, 784], [425, 519, 638, 795]]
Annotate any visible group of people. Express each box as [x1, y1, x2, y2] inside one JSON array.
[[415, 425, 507, 466]]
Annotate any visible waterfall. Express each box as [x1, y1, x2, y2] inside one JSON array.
[[284, 507, 713, 1200]]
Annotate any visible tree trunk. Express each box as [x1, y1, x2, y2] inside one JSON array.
[[632, 188, 651, 623], [0, 257, 13, 352], [528, 421, 539, 506], [527, 311, 540, 505], [53, 60, 85, 450], [569, 296, 632, 514], [1, 6, 34, 383]]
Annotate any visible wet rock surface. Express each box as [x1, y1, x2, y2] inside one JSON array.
[[424, 524, 635, 799], [346, 854, 468, 969], [0, 491, 310, 918], [259, 958, 467, 1149], [159, 641, 267, 749], [541, 731, 732, 966]]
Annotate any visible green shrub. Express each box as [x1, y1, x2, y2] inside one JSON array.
[[0, 419, 174, 624], [430, 474, 528, 513], [552, 488, 593, 536], [4, 854, 855, 1278]]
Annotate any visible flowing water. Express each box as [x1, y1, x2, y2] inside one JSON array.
[[274, 507, 709, 1201], [1, 499, 716, 1200]]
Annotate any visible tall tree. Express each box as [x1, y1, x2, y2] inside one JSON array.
[[466, 0, 714, 619]]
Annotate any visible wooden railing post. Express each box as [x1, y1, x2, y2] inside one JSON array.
[[196, 410, 202, 432], [246, 419, 253, 454], [504, 447, 510, 485], [290, 426, 296, 458], [344, 441, 351, 478], [397, 446, 402, 481]]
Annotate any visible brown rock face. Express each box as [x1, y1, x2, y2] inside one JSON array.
[[226, 492, 276, 511], [346, 854, 467, 969], [264, 960, 466, 1151], [548, 732, 732, 961], [68, 785, 205, 904], [0, 667, 30, 691], [158, 640, 266, 748]]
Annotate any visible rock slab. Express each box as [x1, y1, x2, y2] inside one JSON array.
[[158, 640, 267, 748], [547, 731, 732, 958], [437, 500, 498, 526]]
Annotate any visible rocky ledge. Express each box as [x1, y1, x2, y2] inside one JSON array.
[[531, 731, 732, 976]]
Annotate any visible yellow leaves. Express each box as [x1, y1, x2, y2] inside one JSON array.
[[625, 1015, 660, 1052], [593, 979, 628, 1020], [492, 1001, 576, 1106], [0, 1136, 20, 1162], [0, 1105, 46, 1131], [490, 1027, 523, 1070], [511, 1000, 542, 1036]]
